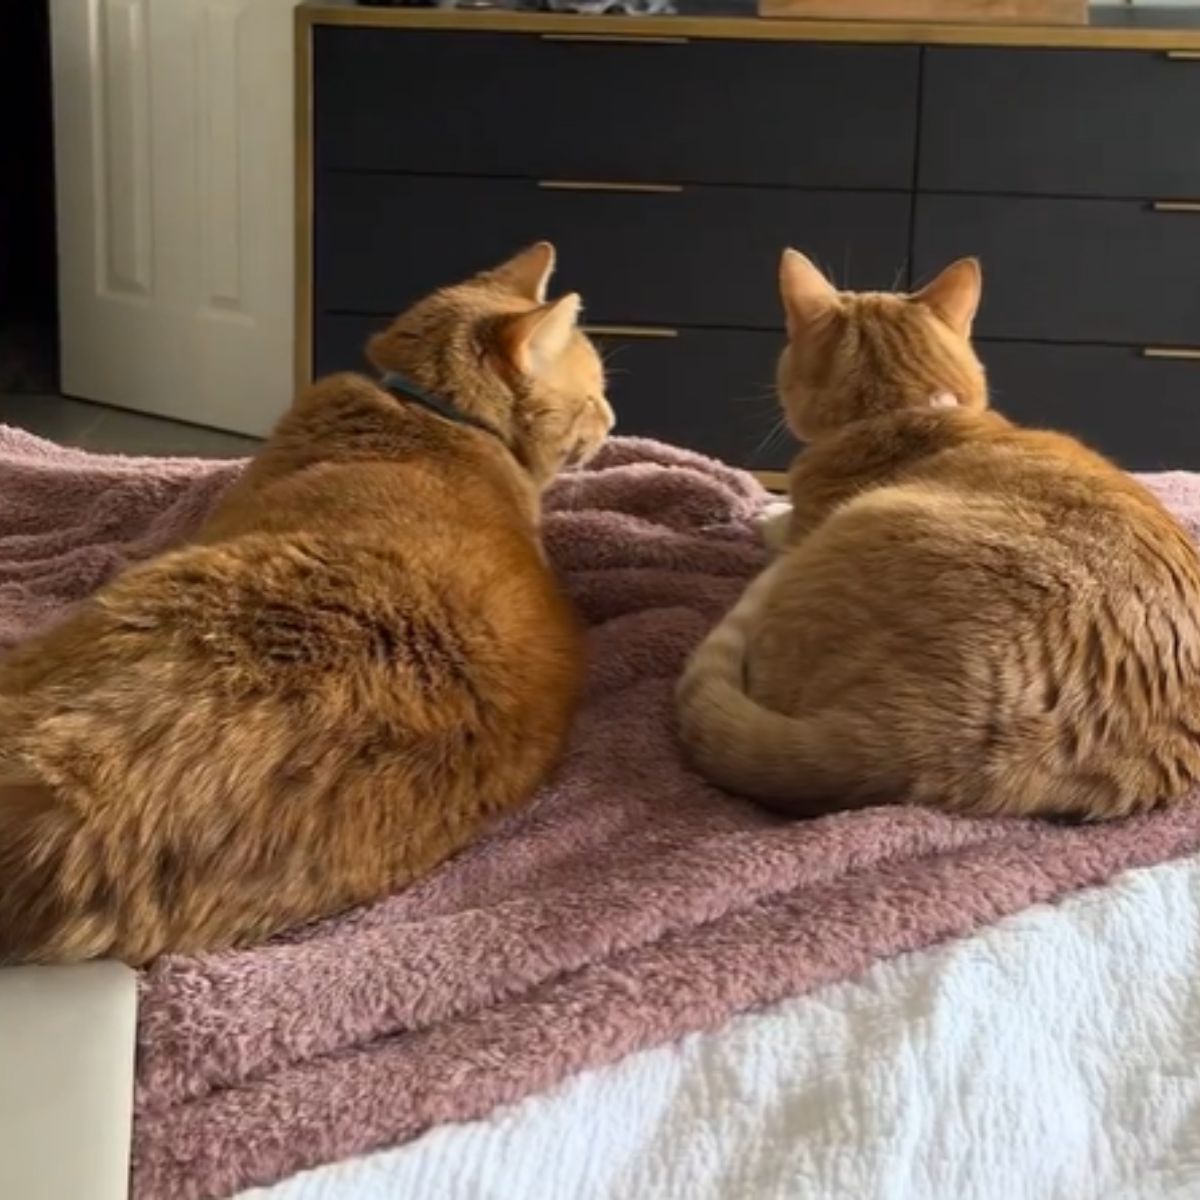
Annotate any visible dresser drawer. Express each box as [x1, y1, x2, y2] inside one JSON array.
[[315, 318, 1200, 473], [313, 29, 918, 189], [314, 314, 387, 381], [914, 194, 1200, 346], [587, 327, 789, 469], [980, 340, 1200, 471], [921, 47, 1200, 199], [315, 316, 789, 469], [316, 174, 910, 330]]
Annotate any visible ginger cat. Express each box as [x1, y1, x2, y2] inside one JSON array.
[[0, 243, 613, 965], [677, 250, 1200, 821]]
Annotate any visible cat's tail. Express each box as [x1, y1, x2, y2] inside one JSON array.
[[675, 561, 871, 815], [0, 763, 120, 964]]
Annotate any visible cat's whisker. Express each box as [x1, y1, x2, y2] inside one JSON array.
[[731, 391, 782, 411], [597, 342, 631, 366], [731, 379, 782, 403], [748, 415, 788, 462]]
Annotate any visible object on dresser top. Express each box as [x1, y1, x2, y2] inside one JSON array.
[[543, 0, 677, 13], [351, 0, 677, 10], [758, 0, 1086, 24]]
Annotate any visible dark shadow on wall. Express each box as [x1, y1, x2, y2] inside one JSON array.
[[0, 0, 58, 394]]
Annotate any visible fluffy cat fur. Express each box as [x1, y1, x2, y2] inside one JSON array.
[[677, 249, 1200, 821], [0, 243, 614, 965]]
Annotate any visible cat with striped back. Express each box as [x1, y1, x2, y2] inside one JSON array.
[[0, 243, 614, 965], [677, 250, 1200, 821]]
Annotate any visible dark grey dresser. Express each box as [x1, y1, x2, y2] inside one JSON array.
[[297, 2, 1200, 481]]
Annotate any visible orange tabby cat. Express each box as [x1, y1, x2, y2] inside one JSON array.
[[677, 249, 1200, 821], [0, 242, 613, 965]]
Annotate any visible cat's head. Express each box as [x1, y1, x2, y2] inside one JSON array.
[[366, 243, 614, 484], [775, 250, 988, 442]]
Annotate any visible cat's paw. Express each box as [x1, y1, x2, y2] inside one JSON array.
[[756, 501, 793, 552]]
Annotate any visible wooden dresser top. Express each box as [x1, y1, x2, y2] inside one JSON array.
[[300, 1, 1200, 51]]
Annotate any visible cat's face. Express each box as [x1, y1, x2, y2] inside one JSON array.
[[367, 243, 614, 484], [775, 251, 989, 443]]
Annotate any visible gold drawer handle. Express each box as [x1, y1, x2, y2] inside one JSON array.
[[1153, 201, 1200, 213], [538, 179, 684, 195], [1143, 347, 1200, 361], [1165, 51, 1200, 61], [584, 324, 679, 340], [540, 34, 689, 45]]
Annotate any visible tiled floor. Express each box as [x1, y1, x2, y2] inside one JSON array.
[[0, 393, 262, 459]]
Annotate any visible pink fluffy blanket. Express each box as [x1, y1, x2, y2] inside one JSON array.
[[2, 427, 1200, 1200]]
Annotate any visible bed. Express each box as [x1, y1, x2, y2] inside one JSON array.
[[1, 428, 1199, 1200], [245, 853, 1200, 1200]]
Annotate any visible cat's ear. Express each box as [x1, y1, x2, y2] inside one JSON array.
[[779, 249, 840, 337], [499, 293, 582, 378], [489, 242, 557, 303], [913, 258, 981, 338]]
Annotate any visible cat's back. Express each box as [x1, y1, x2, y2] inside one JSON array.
[[904, 421, 1200, 590], [62, 389, 582, 745], [200, 375, 560, 626], [770, 419, 1200, 686]]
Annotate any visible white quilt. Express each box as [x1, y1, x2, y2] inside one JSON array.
[[245, 855, 1200, 1200]]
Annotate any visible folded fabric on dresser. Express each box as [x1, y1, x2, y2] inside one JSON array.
[[1, 428, 1199, 1200]]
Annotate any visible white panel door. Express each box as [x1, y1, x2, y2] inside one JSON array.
[[50, 0, 299, 436]]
